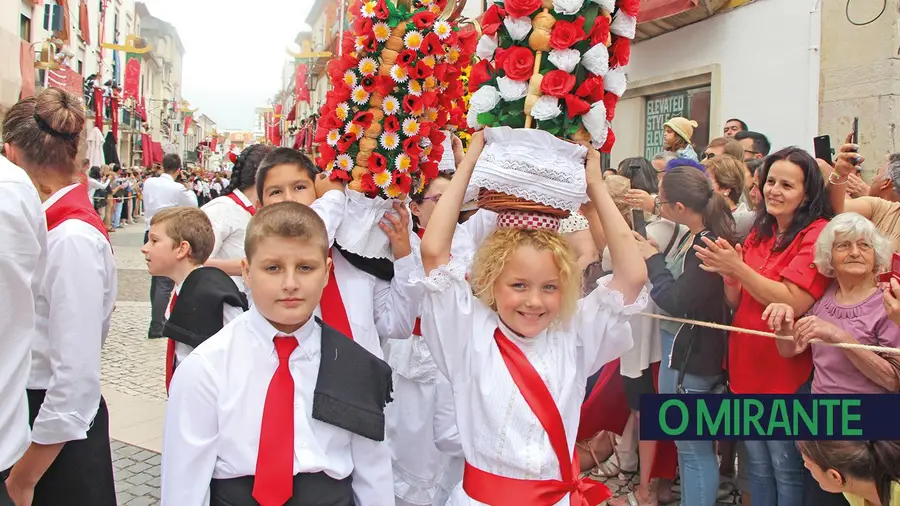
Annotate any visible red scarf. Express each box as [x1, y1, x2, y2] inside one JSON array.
[[45, 184, 110, 242], [462, 328, 611, 506], [227, 191, 256, 215]]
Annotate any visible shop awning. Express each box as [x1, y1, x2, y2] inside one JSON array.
[[639, 0, 699, 23], [636, 0, 732, 41]]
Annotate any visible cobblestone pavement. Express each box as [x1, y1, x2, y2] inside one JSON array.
[[101, 221, 742, 506]]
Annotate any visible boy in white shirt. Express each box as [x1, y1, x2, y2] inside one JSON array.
[[141, 206, 247, 392], [161, 201, 394, 506]]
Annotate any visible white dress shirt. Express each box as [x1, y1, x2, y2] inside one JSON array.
[[87, 177, 109, 200], [28, 184, 117, 445], [201, 190, 255, 290], [411, 239, 645, 506], [0, 157, 47, 470], [165, 273, 245, 366], [311, 190, 420, 359], [143, 173, 198, 229], [161, 307, 394, 506]]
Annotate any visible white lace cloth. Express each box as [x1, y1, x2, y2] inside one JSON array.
[[334, 188, 411, 259], [410, 256, 646, 505], [439, 130, 456, 173], [471, 127, 589, 213]]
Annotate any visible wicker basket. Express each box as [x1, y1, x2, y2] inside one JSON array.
[[477, 188, 570, 218]]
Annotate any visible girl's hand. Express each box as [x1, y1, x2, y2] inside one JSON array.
[[794, 315, 846, 346], [631, 230, 659, 260], [883, 278, 900, 326], [694, 237, 744, 278], [315, 172, 346, 198], [451, 134, 465, 167], [465, 131, 486, 162], [762, 303, 795, 335], [624, 189, 655, 214], [379, 201, 412, 259]]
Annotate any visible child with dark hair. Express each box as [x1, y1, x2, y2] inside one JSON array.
[[798, 440, 900, 506], [202, 144, 271, 291]]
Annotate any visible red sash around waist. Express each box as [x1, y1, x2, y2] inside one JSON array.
[[462, 328, 611, 506]]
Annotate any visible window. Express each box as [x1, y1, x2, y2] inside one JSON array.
[[643, 85, 712, 159], [20, 14, 31, 41]]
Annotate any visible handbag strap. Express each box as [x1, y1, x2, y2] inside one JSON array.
[[662, 224, 683, 257]]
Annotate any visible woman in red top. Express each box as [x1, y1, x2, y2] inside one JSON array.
[[694, 147, 833, 506]]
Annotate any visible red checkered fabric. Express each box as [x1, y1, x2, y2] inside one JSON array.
[[496, 211, 561, 231]]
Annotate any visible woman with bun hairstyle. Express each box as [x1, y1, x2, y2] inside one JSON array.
[[798, 440, 900, 506], [202, 144, 270, 291], [2, 89, 117, 505]]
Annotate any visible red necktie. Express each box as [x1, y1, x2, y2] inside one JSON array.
[[320, 251, 353, 340], [164, 292, 178, 393], [253, 335, 299, 506]]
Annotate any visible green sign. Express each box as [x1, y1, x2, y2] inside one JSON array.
[[644, 91, 688, 159]]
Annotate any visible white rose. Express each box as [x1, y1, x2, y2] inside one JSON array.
[[552, 0, 584, 15], [530, 96, 562, 121], [588, 0, 615, 12], [470, 85, 501, 114], [610, 11, 637, 40], [497, 76, 528, 101], [582, 100, 609, 146], [604, 66, 628, 97], [503, 16, 533, 41], [476, 34, 498, 61], [467, 108, 483, 130], [548, 48, 581, 73], [581, 43, 609, 76]]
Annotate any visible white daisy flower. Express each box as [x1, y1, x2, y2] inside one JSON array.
[[382, 95, 400, 115], [351, 85, 370, 105], [446, 46, 460, 64], [395, 153, 413, 173], [335, 154, 354, 171], [358, 57, 377, 76], [345, 122, 364, 139], [434, 21, 452, 40], [335, 102, 350, 121], [402, 117, 420, 137], [373, 22, 390, 42], [360, 0, 377, 17], [380, 131, 400, 150], [374, 171, 393, 188], [390, 64, 409, 83], [326, 129, 341, 146], [343, 71, 358, 88], [404, 30, 424, 50], [408, 80, 423, 96]]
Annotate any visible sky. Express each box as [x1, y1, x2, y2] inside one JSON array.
[[139, 0, 313, 131]]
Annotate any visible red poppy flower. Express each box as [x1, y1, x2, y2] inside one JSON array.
[[398, 49, 418, 68], [421, 32, 446, 56], [384, 115, 400, 132], [363, 35, 377, 53], [430, 143, 445, 164], [374, 0, 390, 20], [352, 111, 374, 129], [361, 76, 376, 92], [361, 173, 377, 195], [403, 95, 424, 115], [375, 75, 396, 96], [434, 110, 449, 129], [330, 82, 352, 103], [458, 25, 478, 54], [319, 111, 343, 130], [393, 172, 413, 194], [331, 169, 352, 182], [337, 133, 357, 153], [418, 122, 432, 139], [316, 144, 337, 165], [368, 152, 387, 173], [421, 160, 439, 180], [353, 16, 373, 35], [403, 136, 423, 158], [421, 91, 439, 108], [410, 61, 434, 79], [412, 10, 436, 30]]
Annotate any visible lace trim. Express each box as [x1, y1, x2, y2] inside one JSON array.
[[594, 274, 650, 316], [409, 255, 471, 292], [479, 153, 575, 184], [470, 177, 583, 213], [334, 189, 404, 259]]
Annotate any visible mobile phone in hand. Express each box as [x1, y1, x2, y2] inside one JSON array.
[[851, 117, 859, 145], [632, 210, 647, 239], [813, 135, 833, 166], [878, 252, 900, 284]]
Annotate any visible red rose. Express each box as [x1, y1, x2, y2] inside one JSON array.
[[369, 152, 387, 173], [421, 33, 446, 57], [502, 0, 540, 19], [498, 46, 535, 82], [576, 75, 604, 103], [403, 95, 424, 115], [540, 70, 576, 97], [588, 15, 610, 46], [403, 136, 424, 158], [468, 59, 494, 93], [398, 49, 417, 68], [600, 127, 616, 153], [550, 17, 586, 50], [384, 115, 400, 132], [603, 93, 619, 121], [609, 37, 631, 68], [393, 172, 413, 194], [564, 95, 591, 119], [374, 0, 389, 20], [337, 133, 356, 153], [352, 111, 374, 129], [412, 10, 436, 30], [480, 4, 506, 36]]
